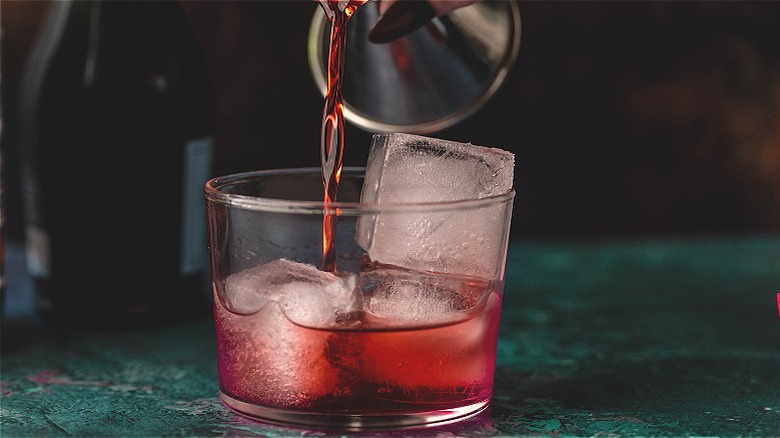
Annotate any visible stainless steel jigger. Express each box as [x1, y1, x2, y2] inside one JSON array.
[[308, 0, 521, 134]]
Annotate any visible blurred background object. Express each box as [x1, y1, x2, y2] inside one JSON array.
[[2, 0, 779, 246], [3, 0, 214, 327]]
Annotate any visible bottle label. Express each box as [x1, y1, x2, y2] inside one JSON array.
[[180, 136, 214, 276], [25, 225, 50, 279]]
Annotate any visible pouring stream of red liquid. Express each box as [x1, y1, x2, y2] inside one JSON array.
[[317, 1, 370, 272]]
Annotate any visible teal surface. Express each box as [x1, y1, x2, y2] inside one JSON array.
[[2, 235, 779, 436]]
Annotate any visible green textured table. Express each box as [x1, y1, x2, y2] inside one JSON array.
[[2, 235, 779, 437]]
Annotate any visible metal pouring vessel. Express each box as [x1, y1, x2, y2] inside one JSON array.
[[308, 0, 521, 134]]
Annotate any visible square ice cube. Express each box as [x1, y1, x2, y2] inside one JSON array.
[[214, 259, 362, 407], [357, 133, 514, 278], [361, 133, 515, 203], [219, 258, 359, 327], [358, 266, 487, 327]]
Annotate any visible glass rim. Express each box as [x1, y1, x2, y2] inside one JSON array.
[[204, 167, 515, 214]]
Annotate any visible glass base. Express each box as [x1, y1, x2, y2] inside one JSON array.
[[219, 391, 490, 431]]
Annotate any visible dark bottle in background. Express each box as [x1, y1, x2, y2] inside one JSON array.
[[1, 109, 5, 322], [17, 0, 215, 328], [1, 27, 5, 321]]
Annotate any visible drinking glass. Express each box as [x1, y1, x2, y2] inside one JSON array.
[[204, 167, 514, 430]]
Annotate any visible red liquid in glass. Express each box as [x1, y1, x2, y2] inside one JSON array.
[[214, 280, 502, 414]]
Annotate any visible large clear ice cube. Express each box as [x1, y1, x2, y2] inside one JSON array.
[[215, 259, 363, 405], [220, 258, 359, 327], [357, 133, 514, 278], [357, 266, 487, 327]]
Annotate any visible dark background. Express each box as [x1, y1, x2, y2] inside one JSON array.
[[3, 0, 779, 242]]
